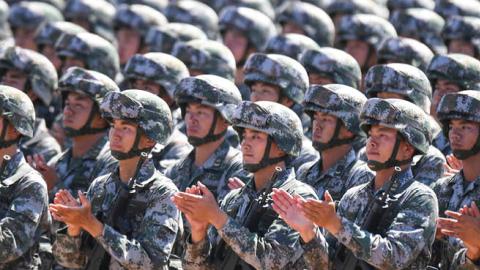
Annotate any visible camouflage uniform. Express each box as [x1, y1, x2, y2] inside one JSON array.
[[265, 33, 320, 61], [326, 0, 389, 19], [430, 90, 480, 269], [377, 37, 435, 72], [301, 98, 439, 270], [299, 47, 362, 89], [298, 84, 372, 201], [451, 248, 480, 270], [144, 23, 207, 54], [0, 86, 50, 269], [7, 1, 63, 34], [183, 101, 318, 270], [434, 0, 480, 18], [53, 90, 181, 270], [442, 15, 480, 56], [0, 46, 62, 162]]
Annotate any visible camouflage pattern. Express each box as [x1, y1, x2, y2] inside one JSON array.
[[0, 84, 36, 137], [437, 90, 480, 126], [100, 90, 173, 144], [123, 53, 189, 98], [113, 4, 167, 37], [326, 0, 389, 18], [434, 0, 480, 18], [301, 168, 438, 269], [218, 6, 276, 51], [55, 32, 120, 79], [21, 118, 62, 162], [53, 158, 180, 270], [442, 16, 480, 53], [377, 37, 434, 72], [35, 21, 87, 47], [183, 167, 318, 269], [277, 1, 335, 46], [360, 98, 431, 154], [299, 47, 362, 89], [265, 33, 320, 61], [427, 54, 480, 90], [165, 0, 219, 40], [113, 0, 167, 12], [243, 53, 309, 104], [63, 0, 116, 43], [336, 14, 397, 50], [0, 151, 50, 269], [387, 0, 435, 10], [175, 74, 242, 123], [144, 23, 207, 53], [231, 101, 303, 157], [7, 1, 63, 31], [389, 8, 447, 54], [212, 0, 275, 19], [0, 0, 11, 41], [171, 40, 236, 82], [450, 248, 480, 270], [151, 128, 192, 173], [0, 46, 58, 106], [365, 63, 433, 113]]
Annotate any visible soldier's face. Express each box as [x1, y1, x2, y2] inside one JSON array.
[[308, 73, 334, 85], [366, 125, 413, 163], [448, 119, 480, 151], [131, 79, 174, 107], [109, 119, 143, 152], [312, 112, 338, 143], [1, 69, 28, 91], [14, 27, 37, 51], [282, 21, 305, 35], [345, 40, 373, 69], [223, 28, 249, 63], [250, 82, 281, 102], [185, 103, 217, 138], [376, 92, 405, 100], [241, 128, 284, 164], [448, 40, 475, 57], [117, 27, 142, 65], [432, 80, 461, 119], [40, 45, 62, 71], [63, 92, 94, 130]]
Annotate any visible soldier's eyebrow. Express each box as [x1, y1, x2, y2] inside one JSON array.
[[118, 120, 137, 127]]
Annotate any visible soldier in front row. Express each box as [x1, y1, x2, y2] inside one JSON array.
[[50, 90, 181, 269]]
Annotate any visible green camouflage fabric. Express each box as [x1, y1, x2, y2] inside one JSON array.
[[336, 14, 397, 50], [389, 8, 447, 54], [299, 47, 362, 89], [387, 0, 435, 10], [326, 0, 389, 18], [437, 90, 480, 126], [442, 15, 480, 53], [0, 46, 58, 106], [377, 37, 435, 72], [7, 1, 63, 31], [0, 151, 50, 269], [360, 98, 431, 154], [171, 40, 236, 81], [113, 4, 167, 37], [123, 53, 189, 98], [301, 168, 438, 269], [277, 1, 334, 46], [231, 101, 303, 157], [265, 33, 320, 61], [151, 128, 192, 173], [165, 0, 219, 40], [35, 21, 86, 47], [63, 0, 116, 43], [243, 53, 309, 104], [304, 84, 367, 135], [113, 0, 167, 12], [212, 0, 275, 19], [0, 85, 35, 136], [53, 158, 180, 269], [427, 54, 480, 90], [365, 63, 433, 113], [183, 167, 318, 269], [55, 32, 120, 80], [218, 6, 276, 51], [175, 74, 242, 123], [0, 0, 11, 40], [100, 90, 173, 144], [434, 0, 480, 18], [144, 23, 207, 53]]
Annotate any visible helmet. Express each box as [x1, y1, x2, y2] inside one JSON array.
[[265, 33, 320, 60], [213, 0, 275, 19], [0, 0, 11, 40], [299, 47, 362, 89], [35, 21, 86, 48], [123, 53, 189, 98], [387, 0, 435, 10], [144, 23, 207, 53], [365, 63, 432, 113], [277, 1, 334, 46], [442, 15, 480, 54], [8, 1, 63, 31], [243, 53, 309, 104], [171, 39, 236, 81], [434, 0, 480, 18], [0, 46, 57, 106], [377, 37, 434, 72], [326, 0, 389, 19], [113, 4, 167, 37], [0, 85, 35, 140], [427, 53, 480, 90], [113, 0, 167, 12]]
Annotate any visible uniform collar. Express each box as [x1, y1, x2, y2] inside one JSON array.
[[188, 139, 233, 172]]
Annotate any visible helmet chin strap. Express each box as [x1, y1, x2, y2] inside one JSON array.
[[367, 134, 412, 171], [243, 136, 287, 173], [452, 132, 480, 160], [111, 128, 152, 160], [312, 118, 356, 152], [0, 119, 19, 149], [187, 111, 227, 146], [64, 105, 108, 137]]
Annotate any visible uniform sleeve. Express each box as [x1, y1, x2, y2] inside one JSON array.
[[449, 248, 480, 270], [0, 178, 49, 263], [334, 191, 438, 269], [183, 235, 213, 270], [300, 227, 330, 270]]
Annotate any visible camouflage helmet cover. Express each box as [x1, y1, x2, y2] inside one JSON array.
[[265, 33, 320, 60], [437, 90, 480, 124], [434, 0, 480, 18], [0, 85, 35, 137], [144, 23, 207, 53], [113, 4, 167, 37], [442, 15, 480, 48], [35, 21, 87, 47], [377, 37, 434, 72], [387, 0, 435, 10], [8, 1, 63, 30], [427, 53, 480, 90], [326, 0, 389, 18]]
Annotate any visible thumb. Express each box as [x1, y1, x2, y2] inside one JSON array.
[[78, 191, 90, 207], [324, 190, 334, 203], [197, 181, 213, 197]]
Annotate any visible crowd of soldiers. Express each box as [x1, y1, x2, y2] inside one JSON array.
[[0, 0, 480, 269]]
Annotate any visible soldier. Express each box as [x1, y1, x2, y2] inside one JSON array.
[[113, 4, 167, 67], [299, 47, 362, 89], [30, 67, 118, 200], [243, 53, 318, 171], [0, 85, 50, 269], [277, 1, 334, 47], [364, 63, 446, 185], [376, 37, 434, 72], [427, 54, 480, 155], [173, 101, 318, 269], [442, 15, 480, 58], [0, 46, 61, 161], [54, 32, 120, 80], [166, 75, 244, 201], [297, 84, 372, 202], [144, 23, 207, 54], [7, 1, 62, 50], [430, 90, 480, 269], [273, 98, 439, 269], [51, 90, 181, 269], [265, 33, 320, 61], [122, 52, 192, 172]]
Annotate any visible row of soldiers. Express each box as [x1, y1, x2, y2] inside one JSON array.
[[0, 0, 479, 269]]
